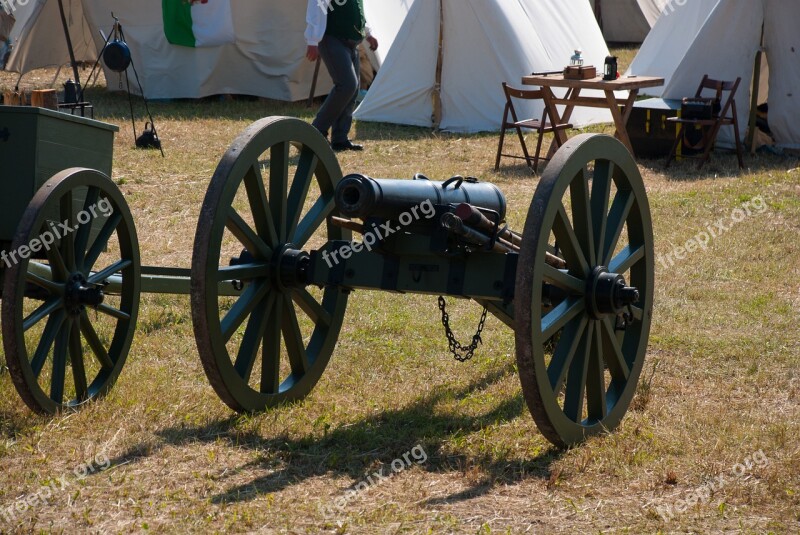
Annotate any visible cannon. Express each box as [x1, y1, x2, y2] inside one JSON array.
[[0, 108, 653, 447]]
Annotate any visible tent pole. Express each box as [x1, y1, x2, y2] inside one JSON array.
[[746, 23, 765, 154], [56, 0, 81, 88], [594, 0, 603, 32], [431, 0, 443, 129]]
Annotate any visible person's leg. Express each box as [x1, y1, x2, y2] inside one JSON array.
[[313, 36, 359, 140], [330, 44, 361, 144]]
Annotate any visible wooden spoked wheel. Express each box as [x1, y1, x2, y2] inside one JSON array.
[[2, 168, 141, 414], [191, 117, 350, 412], [514, 134, 654, 447]]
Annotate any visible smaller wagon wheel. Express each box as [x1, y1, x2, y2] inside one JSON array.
[[191, 117, 350, 412], [515, 134, 654, 447], [2, 168, 141, 414]]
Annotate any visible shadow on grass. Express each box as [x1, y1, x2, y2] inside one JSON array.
[[107, 362, 564, 506], [638, 149, 799, 182]]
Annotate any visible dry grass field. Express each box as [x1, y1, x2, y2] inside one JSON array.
[[0, 51, 798, 534]]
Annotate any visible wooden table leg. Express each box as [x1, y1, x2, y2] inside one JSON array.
[[604, 89, 635, 153], [544, 87, 580, 159], [620, 89, 639, 126]]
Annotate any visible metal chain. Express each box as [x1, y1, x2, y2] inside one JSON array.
[[437, 296, 488, 362]]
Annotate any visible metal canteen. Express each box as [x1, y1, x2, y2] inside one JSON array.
[[103, 39, 131, 72]]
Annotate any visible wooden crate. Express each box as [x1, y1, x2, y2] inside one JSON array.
[[626, 98, 682, 159], [0, 105, 118, 241]]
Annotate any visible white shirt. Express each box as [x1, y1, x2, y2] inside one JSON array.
[[305, 0, 371, 46]]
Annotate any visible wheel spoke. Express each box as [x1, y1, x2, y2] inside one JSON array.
[[50, 320, 70, 404], [59, 190, 76, 270], [44, 236, 70, 281], [233, 292, 274, 383], [602, 190, 633, 267], [80, 312, 115, 370], [282, 294, 309, 376], [261, 294, 283, 394], [226, 208, 272, 261], [563, 321, 594, 422], [74, 186, 100, 270], [293, 195, 335, 248], [69, 321, 88, 402], [547, 315, 589, 393], [287, 147, 319, 239], [553, 204, 589, 277], [291, 288, 332, 327], [269, 142, 290, 242], [88, 259, 132, 285], [569, 168, 595, 268], [23, 297, 63, 332], [542, 264, 585, 295], [26, 268, 63, 294], [96, 303, 131, 321], [629, 305, 643, 322], [31, 309, 66, 378], [243, 163, 279, 249], [542, 296, 585, 341], [585, 326, 607, 421], [221, 280, 270, 343], [84, 212, 122, 271], [591, 160, 614, 265], [608, 244, 645, 275], [600, 317, 630, 383]]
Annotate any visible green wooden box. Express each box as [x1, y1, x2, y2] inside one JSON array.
[[0, 105, 118, 242]]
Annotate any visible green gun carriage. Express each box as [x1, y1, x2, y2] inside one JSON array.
[[0, 107, 653, 447]]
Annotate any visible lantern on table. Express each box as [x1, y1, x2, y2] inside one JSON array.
[[604, 56, 618, 81]]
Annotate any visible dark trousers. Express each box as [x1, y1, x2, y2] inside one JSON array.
[[312, 34, 361, 144]]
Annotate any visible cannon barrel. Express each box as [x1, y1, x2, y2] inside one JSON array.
[[335, 173, 506, 221]]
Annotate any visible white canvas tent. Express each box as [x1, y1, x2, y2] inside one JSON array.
[[5, 0, 412, 101], [591, 0, 662, 43], [625, 0, 717, 93], [355, 0, 614, 133], [5, 0, 96, 76], [627, 0, 800, 148], [364, 0, 415, 67]]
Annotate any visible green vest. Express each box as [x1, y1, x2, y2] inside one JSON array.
[[325, 0, 366, 42]]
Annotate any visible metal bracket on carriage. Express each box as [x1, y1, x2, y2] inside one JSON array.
[[441, 202, 566, 270]]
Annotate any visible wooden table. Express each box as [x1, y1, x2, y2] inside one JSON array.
[[521, 74, 664, 155]]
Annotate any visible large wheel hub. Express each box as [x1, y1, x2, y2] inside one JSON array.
[[586, 266, 639, 319], [64, 273, 105, 315], [274, 244, 310, 290]]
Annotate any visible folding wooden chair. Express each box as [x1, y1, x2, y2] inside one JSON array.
[[495, 82, 573, 172], [665, 75, 745, 169]]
